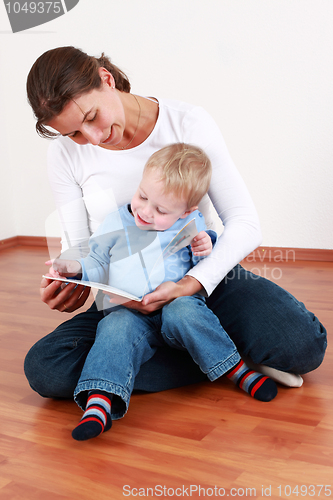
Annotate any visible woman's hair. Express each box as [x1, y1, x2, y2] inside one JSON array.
[[26, 46, 131, 138], [144, 143, 212, 208]]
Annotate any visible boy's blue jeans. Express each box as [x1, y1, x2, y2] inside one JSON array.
[[24, 265, 327, 399], [74, 294, 240, 419]]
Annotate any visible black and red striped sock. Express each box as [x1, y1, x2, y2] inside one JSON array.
[[72, 390, 112, 441], [226, 360, 277, 402]]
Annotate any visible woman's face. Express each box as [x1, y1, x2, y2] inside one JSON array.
[[46, 71, 126, 147]]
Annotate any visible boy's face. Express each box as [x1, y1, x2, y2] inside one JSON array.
[[131, 169, 195, 231]]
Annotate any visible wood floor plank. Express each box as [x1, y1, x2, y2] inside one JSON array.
[[0, 246, 332, 499]]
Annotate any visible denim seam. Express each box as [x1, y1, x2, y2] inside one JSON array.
[[74, 380, 130, 419], [206, 351, 241, 382], [125, 322, 161, 391]]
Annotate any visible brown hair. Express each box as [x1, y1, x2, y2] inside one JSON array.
[[26, 46, 131, 138], [144, 143, 212, 208]]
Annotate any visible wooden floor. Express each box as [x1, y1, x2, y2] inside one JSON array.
[[0, 245, 332, 500]]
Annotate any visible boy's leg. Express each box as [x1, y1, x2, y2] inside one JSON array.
[[25, 264, 322, 399], [72, 307, 162, 440], [161, 295, 277, 401], [24, 303, 204, 400], [161, 295, 239, 378], [206, 265, 327, 376]]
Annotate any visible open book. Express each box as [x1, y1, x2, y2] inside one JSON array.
[[43, 218, 198, 302]]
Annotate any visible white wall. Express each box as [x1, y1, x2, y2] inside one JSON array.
[[0, 0, 332, 248]]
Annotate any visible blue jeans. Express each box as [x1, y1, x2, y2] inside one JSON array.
[[24, 265, 327, 398], [74, 295, 240, 419]]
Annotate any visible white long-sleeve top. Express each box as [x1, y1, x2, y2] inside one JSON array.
[[47, 97, 262, 296]]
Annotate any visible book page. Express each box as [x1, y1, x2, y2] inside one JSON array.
[[42, 275, 142, 302], [162, 218, 198, 259]]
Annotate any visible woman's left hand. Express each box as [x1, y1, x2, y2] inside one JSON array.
[[104, 276, 203, 315]]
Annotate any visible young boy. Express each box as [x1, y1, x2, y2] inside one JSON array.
[[48, 143, 277, 441]]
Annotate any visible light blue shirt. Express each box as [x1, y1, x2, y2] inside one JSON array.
[[80, 205, 216, 302]]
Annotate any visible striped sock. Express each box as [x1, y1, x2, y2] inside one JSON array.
[[72, 390, 112, 441], [226, 360, 277, 402]]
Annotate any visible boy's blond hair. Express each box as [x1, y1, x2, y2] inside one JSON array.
[[144, 143, 212, 208]]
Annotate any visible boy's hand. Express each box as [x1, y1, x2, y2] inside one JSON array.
[[191, 231, 212, 256], [45, 258, 82, 278]]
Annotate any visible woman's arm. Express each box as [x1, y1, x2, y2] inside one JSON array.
[[41, 140, 93, 312], [182, 106, 262, 295], [47, 139, 92, 253]]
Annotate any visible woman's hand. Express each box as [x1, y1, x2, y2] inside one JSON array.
[[191, 231, 212, 256], [106, 275, 203, 315], [40, 275, 91, 313]]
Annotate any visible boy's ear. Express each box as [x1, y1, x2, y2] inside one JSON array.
[[180, 206, 198, 219]]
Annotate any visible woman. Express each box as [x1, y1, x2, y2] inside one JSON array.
[[24, 46, 326, 399]]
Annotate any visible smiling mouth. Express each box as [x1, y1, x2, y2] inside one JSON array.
[[102, 130, 112, 144], [137, 213, 151, 225]]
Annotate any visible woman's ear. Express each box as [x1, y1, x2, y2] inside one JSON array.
[[98, 67, 115, 88], [180, 206, 198, 219]]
